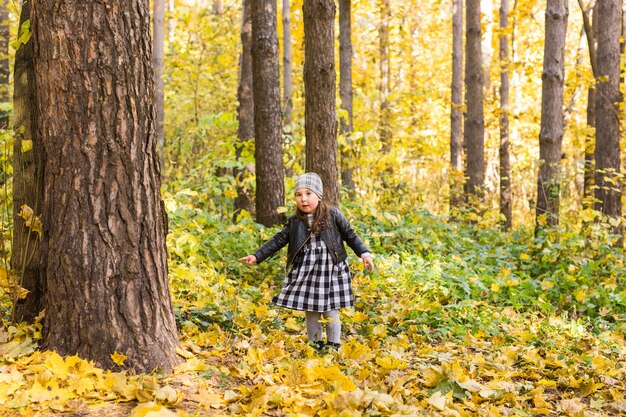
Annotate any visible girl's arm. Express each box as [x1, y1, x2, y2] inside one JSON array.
[[332, 208, 370, 257], [250, 219, 291, 264]]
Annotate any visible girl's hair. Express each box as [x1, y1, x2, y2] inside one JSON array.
[[295, 199, 331, 235]]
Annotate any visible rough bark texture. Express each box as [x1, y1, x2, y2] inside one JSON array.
[[378, 0, 391, 153], [464, 0, 485, 200], [234, 0, 255, 218], [450, 0, 463, 209], [499, 0, 512, 230], [31, 0, 180, 373], [283, 0, 293, 127], [339, 0, 355, 191], [252, 0, 285, 226], [154, 0, 165, 167], [535, 0, 568, 228], [11, 1, 44, 323], [304, 0, 339, 207], [594, 0, 622, 229]]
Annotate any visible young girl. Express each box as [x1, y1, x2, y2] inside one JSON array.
[[239, 172, 374, 350]]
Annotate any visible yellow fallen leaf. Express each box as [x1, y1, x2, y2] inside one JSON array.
[[155, 386, 179, 404], [427, 390, 447, 411], [110, 351, 127, 366], [129, 401, 179, 417]]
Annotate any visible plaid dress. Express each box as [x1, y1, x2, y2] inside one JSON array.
[[272, 217, 354, 312]]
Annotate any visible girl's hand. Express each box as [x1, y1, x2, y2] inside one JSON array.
[[362, 255, 375, 273], [239, 255, 257, 266]]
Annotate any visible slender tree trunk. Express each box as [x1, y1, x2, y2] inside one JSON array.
[[339, 0, 355, 191], [579, 0, 597, 206], [167, 0, 176, 43], [499, 0, 512, 230], [32, 0, 180, 372], [304, 0, 339, 206], [379, 0, 391, 153], [464, 0, 485, 200], [283, 0, 293, 128], [535, 0, 568, 228], [252, 0, 285, 225], [154, 0, 165, 168], [450, 0, 464, 209], [594, 0, 622, 235], [11, 1, 44, 323], [234, 0, 255, 218]]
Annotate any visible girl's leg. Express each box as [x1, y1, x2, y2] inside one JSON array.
[[322, 310, 341, 345], [305, 311, 323, 342]]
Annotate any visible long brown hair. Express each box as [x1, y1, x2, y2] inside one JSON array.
[[295, 200, 331, 235]]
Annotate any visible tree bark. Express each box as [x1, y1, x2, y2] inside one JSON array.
[[11, 0, 44, 323], [154, 0, 166, 168], [304, 0, 339, 206], [594, 0, 622, 233], [450, 0, 464, 209], [339, 0, 355, 191], [499, 0, 512, 230], [464, 0, 485, 200], [252, 0, 285, 226], [378, 0, 391, 153], [235, 0, 255, 218], [283, 0, 293, 128], [535, 0, 568, 228], [31, 0, 180, 373]]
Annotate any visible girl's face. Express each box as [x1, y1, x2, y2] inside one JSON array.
[[295, 188, 320, 214]]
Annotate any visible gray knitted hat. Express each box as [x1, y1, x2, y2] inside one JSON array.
[[295, 172, 324, 198]]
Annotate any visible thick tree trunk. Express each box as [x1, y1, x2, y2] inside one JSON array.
[[450, 0, 463, 209], [234, 0, 255, 218], [283, 0, 293, 128], [594, 0, 622, 233], [11, 1, 44, 323], [252, 0, 285, 226], [535, 0, 568, 228], [464, 0, 485, 200], [304, 0, 339, 206], [154, 0, 166, 167], [339, 0, 355, 191], [31, 0, 180, 373], [378, 0, 391, 153], [499, 0, 512, 230]]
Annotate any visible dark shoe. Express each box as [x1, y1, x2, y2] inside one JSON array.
[[309, 340, 325, 351], [326, 342, 340, 350]]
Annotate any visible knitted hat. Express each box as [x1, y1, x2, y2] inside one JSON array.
[[295, 172, 324, 199]]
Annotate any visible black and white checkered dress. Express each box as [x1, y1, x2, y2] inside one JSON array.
[[271, 217, 354, 312]]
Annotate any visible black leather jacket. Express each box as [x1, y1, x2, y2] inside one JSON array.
[[254, 207, 370, 271]]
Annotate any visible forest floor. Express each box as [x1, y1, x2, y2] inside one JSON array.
[[3, 206, 626, 416]]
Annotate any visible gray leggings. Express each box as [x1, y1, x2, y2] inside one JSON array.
[[305, 310, 341, 344]]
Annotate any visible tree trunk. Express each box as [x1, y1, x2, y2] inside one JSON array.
[[535, 0, 568, 228], [303, 0, 339, 206], [11, 0, 44, 323], [378, 0, 391, 153], [450, 0, 463, 209], [594, 0, 622, 233], [283, 0, 293, 128], [579, 0, 596, 206], [339, 0, 355, 191], [234, 0, 255, 218], [154, 0, 166, 168], [499, 0, 512, 230], [32, 0, 180, 373], [252, 0, 286, 226], [464, 0, 485, 200], [167, 0, 176, 43]]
